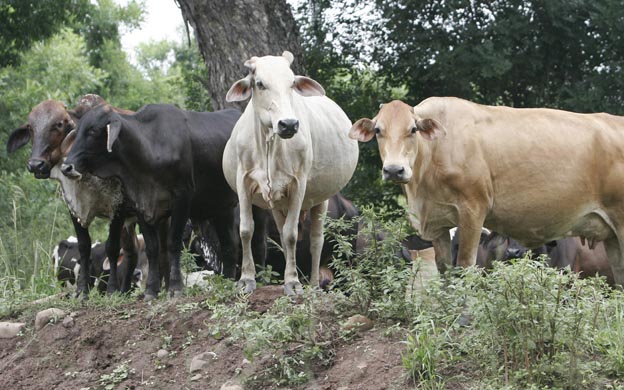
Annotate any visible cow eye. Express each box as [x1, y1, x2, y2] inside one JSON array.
[[56, 122, 63, 128], [411, 126, 417, 134], [374, 127, 381, 134], [256, 80, 266, 90]]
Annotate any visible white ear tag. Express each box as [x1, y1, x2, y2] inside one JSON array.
[[107, 124, 112, 152]]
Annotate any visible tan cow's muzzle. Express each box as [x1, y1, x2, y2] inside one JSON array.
[[382, 164, 411, 183]]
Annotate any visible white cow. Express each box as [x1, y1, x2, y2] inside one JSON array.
[[223, 51, 359, 295]]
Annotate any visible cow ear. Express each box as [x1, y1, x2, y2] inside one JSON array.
[[282, 51, 294, 65], [349, 118, 376, 142], [484, 233, 508, 248], [226, 76, 252, 102], [6, 125, 31, 153], [294, 76, 325, 97], [107, 120, 122, 153], [414, 115, 446, 141], [60, 130, 76, 157]]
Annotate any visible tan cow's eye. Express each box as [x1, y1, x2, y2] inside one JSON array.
[[374, 127, 381, 134], [56, 122, 64, 128], [411, 126, 417, 134]]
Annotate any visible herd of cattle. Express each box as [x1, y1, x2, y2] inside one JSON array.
[[6, 51, 621, 299]]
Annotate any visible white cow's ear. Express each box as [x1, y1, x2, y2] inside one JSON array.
[[60, 130, 76, 157], [282, 51, 294, 65], [294, 76, 325, 97], [414, 117, 446, 141], [107, 119, 122, 153], [349, 118, 376, 142], [226, 76, 253, 102]]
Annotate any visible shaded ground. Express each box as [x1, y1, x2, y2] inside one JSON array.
[[0, 286, 408, 390]]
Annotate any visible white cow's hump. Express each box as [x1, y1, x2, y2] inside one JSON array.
[[50, 165, 124, 227]]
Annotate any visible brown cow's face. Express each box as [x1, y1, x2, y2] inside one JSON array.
[[6, 100, 75, 179], [349, 100, 445, 184], [226, 51, 325, 139]]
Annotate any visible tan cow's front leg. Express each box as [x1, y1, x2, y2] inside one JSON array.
[[309, 200, 329, 288], [237, 172, 257, 293], [455, 224, 482, 267]]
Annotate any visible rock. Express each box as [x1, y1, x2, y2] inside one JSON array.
[[342, 314, 374, 333], [189, 351, 218, 373], [35, 308, 66, 330], [0, 322, 25, 338], [220, 380, 244, 390], [156, 349, 169, 359], [190, 374, 203, 381], [62, 316, 75, 328]]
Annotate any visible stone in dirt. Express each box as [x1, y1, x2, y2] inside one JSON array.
[[35, 308, 67, 330], [62, 316, 75, 328], [189, 351, 218, 373], [156, 349, 169, 359], [220, 380, 243, 390], [342, 314, 374, 333], [0, 322, 25, 338]]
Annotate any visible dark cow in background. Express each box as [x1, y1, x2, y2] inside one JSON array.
[[53, 235, 144, 293], [6, 95, 141, 298], [61, 104, 266, 300], [262, 192, 359, 289]]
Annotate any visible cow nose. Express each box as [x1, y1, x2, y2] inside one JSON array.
[[27, 159, 45, 173], [507, 248, 524, 259], [382, 165, 406, 181], [277, 119, 299, 138]]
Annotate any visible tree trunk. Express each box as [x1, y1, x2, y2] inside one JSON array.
[[177, 0, 304, 110]]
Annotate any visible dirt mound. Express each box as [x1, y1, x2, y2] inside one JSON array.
[[0, 286, 407, 389]]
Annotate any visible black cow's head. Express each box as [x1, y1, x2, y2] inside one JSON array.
[[61, 104, 120, 180], [6, 100, 76, 178]]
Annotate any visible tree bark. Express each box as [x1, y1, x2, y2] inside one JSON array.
[[176, 0, 304, 110]]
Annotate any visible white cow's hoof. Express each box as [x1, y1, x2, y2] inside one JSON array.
[[237, 278, 256, 294], [284, 281, 304, 296]]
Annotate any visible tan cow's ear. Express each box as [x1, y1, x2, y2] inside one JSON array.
[[415, 118, 446, 140], [294, 76, 325, 97], [226, 76, 253, 102], [60, 130, 76, 157], [349, 118, 376, 142]]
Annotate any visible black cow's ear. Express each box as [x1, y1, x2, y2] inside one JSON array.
[[107, 120, 122, 152], [349, 118, 376, 142], [226, 75, 252, 102], [6, 124, 31, 153]]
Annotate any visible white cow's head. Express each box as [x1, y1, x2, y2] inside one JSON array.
[[226, 51, 325, 139]]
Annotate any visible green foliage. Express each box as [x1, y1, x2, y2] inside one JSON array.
[[98, 359, 135, 390]]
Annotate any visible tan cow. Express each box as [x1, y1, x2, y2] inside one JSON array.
[[223, 52, 359, 295], [349, 98, 624, 285]]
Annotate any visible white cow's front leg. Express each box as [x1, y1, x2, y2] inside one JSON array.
[[309, 200, 329, 288], [281, 181, 306, 295], [237, 172, 257, 293]]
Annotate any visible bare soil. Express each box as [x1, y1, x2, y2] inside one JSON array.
[[0, 286, 410, 390]]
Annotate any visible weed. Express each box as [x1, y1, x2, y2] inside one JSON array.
[[98, 360, 135, 389]]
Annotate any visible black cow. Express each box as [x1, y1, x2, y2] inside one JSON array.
[[6, 96, 141, 298], [61, 104, 264, 299]]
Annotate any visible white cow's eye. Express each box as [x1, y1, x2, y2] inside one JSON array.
[[256, 81, 266, 90], [411, 126, 417, 134]]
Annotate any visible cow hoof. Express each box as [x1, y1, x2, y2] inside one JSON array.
[[144, 293, 158, 302], [237, 279, 256, 294], [74, 290, 89, 301], [284, 281, 304, 296], [168, 290, 183, 300]]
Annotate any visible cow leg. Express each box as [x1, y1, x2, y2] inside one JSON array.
[[433, 231, 452, 274], [168, 197, 191, 299], [105, 211, 125, 294], [251, 206, 269, 270], [237, 175, 257, 293], [280, 183, 307, 296], [213, 211, 240, 279], [119, 224, 138, 293], [138, 218, 161, 301], [604, 235, 624, 287], [309, 200, 329, 289], [158, 220, 170, 291], [71, 216, 92, 299], [455, 225, 482, 268]]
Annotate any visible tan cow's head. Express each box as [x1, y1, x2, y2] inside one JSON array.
[[349, 100, 445, 183], [6, 100, 76, 178], [226, 51, 325, 139]]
